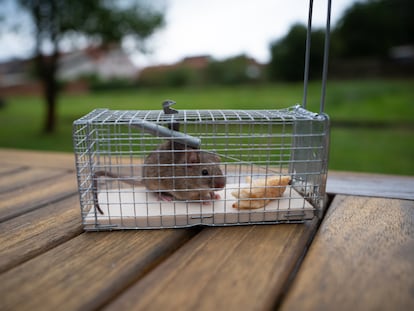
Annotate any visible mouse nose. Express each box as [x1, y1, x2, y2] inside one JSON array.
[[214, 176, 226, 189]]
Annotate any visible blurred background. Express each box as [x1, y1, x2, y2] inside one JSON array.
[[0, 0, 413, 175]]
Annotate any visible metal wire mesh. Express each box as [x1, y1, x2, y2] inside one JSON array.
[[73, 106, 329, 230]]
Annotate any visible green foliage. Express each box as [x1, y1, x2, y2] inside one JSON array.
[[16, 0, 165, 49], [333, 0, 414, 58], [138, 66, 201, 88], [268, 0, 414, 81], [80, 74, 136, 91], [205, 55, 263, 85], [137, 55, 264, 88], [136, 69, 165, 88], [268, 24, 325, 82], [164, 67, 195, 87]]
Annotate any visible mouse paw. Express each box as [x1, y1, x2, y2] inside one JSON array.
[[158, 193, 174, 202], [209, 191, 221, 200], [201, 192, 220, 204]]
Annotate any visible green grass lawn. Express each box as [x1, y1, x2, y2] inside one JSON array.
[[1, 79, 413, 175]]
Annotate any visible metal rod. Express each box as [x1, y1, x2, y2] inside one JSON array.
[[302, 0, 314, 109], [130, 119, 201, 149], [320, 0, 332, 113]]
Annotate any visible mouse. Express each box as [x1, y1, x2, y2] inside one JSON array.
[[142, 140, 226, 202], [92, 140, 226, 214]]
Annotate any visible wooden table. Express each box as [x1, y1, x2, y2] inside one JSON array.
[[0, 148, 413, 311]]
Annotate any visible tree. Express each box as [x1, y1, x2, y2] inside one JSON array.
[[334, 0, 414, 59], [2, 0, 164, 133], [268, 24, 325, 82], [205, 54, 262, 85]]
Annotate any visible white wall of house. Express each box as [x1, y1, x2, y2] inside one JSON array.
[[58, 51, 95, 81], [96, 49, 137, 80], [58, 48, 138, 81]]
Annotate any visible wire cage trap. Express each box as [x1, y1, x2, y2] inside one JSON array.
[[73, 0, 331, 230]]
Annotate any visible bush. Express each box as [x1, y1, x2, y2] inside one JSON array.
[[268, 24, 325, 82], [205, 55, 263, 85], [137, 65, 202, 88]]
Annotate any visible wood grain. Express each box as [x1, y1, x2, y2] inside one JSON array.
[[104, 220, 320, 311], [327, 171, 414, 200], [0, 148, 76, 170], [0, 194, 83, 273], [0, 167, 70, 194], [1, 149, 413, 311], [280, 195, 414, 311], [0, 171, 78, 222], [0, 228, 199, 311], [0, 164, 27, 176]]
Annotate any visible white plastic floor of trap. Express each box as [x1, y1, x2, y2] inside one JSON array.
[[85, 183, 314, 228]]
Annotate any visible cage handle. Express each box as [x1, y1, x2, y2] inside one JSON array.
[[302, 0, 332, 114]]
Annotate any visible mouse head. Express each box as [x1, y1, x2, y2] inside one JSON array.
[[165, 141, 225, 189]]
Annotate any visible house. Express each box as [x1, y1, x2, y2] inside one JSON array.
[[0, 58, 44, 96], [138, 55, 211, 76], [0, 46, 139, 95], [58, 46, 138, 81], [136, 55, 211, 87], [0, 58, 33, 87], [180, 55, 211, 69]]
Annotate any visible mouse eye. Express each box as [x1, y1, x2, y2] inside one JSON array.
[[201, 169, 209, 176]]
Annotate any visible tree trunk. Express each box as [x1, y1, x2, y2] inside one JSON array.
[[37, 42, 59, 134], [43, 59, 58, 133], [32, 1, 60, 134]]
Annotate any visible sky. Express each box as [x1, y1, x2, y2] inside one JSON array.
[[0, 0, 359, 67]]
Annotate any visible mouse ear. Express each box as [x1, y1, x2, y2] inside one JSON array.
[[186, 150, 200, 164]]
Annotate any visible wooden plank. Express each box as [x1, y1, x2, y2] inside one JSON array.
[[0, 167, 69, 194], [280, 195, 414, 311], [0, 164, 27, 176], [103, 220, 320, 311], [0, 172, 78, 222], [0, 228, 198, 311], [327, 171, 414, 200], [0, 148, 75, 170], [0, 194, 83, 273]]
